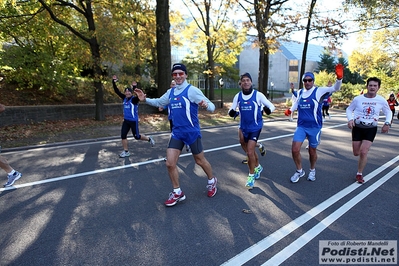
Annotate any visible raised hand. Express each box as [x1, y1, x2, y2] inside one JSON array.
[[134, 88, 146, 101], [335, 64, 344, 80]]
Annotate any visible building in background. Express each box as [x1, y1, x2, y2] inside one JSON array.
[[239, 41, 346, 93]]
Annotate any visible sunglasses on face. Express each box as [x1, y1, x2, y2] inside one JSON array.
[[172, 72, 185, 77], [303, 79, 313, 83]]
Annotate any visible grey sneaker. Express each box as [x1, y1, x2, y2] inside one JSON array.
[[149, 136, 155, 147], [119, 151, 130, 158], [4, 171, 22, 187], [290, 169, 305, 183], [307, 170, 316, 181], [258, 143, 266, 156]]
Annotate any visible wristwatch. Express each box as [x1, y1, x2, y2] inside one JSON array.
[[384, 122, 390, 126]]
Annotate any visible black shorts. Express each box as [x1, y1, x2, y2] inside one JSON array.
[[168, 136, 203, 155], [352, 126, 377, 142], [121, 120, 140, 139]]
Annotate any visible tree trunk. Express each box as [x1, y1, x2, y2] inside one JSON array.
[[90, 41, 105, 121], [156, 0, 171, 96], [207, 42, 215, 100], [205, 3, 215, 100], [300, 0, 317, 89]]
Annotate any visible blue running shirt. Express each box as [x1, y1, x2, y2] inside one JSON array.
[[297, 88, 323, 128], [238, 90, 263, 132], [169, 85, 201, 145], [123, 97, 138, 121]]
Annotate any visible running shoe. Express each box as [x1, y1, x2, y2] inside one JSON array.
[[356, 174, 364, 184], [245, 174, 255, 189], [164, 191, 186, 206], [119, 151, 130, 158], [258, 143, 266, 156], [186, 145, 191, 153], [242, 157, 248, 164], [149, 136, 155, 146], [307, 170, 316, 181], [290, 169, 305, 183], [4, 171, 22, 187], [254, 165, 263, 180], [206, 177, 218, 197]]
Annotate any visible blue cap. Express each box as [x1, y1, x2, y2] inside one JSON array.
[[172, 63, 187, 74], [302, 72, 315, 81], [240, 72, 252, 82]]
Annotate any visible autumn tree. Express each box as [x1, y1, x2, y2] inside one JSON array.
[[348, 32, 398, 90], [0, 2, 82, 95], [180, 0, 242, 100], [178, 15, 246, 87], [0, 1, 158, 117]]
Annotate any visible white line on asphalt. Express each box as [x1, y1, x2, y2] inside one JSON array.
[[221, 155, 399, 266], [262, 164, 399, 266], [0, 123, 347, 192]]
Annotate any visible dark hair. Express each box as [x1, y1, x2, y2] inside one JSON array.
[[124, 87, 133, 93], [366, 77, 381, 87]]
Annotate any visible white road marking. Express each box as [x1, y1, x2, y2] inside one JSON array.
[[262, 165, 399, 266], [221, 155, 399, 265]]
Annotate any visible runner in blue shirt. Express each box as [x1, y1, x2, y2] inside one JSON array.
[[112, 76, 155, 158], [135, 63, 217, 207], [228, 73, 275, 189], [285, 64, 343, 183]]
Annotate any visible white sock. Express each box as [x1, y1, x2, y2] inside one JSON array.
[[8, 170, 15, 176], [357, 172, 362, 176], [173, 188, 181, 194], [310, 169, 315, 172], [208, 178, 215, 184]]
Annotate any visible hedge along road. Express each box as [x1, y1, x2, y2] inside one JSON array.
[[1, 111, 398, 266]]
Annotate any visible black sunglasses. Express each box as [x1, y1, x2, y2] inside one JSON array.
[[303, 79, 313, 83]]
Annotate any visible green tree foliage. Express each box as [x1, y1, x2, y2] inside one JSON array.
[[317, 50, 362, 85], [180, 18, 245, 82], [348, 32, 399, 93], [179, 0, 244, 100], [0, 1, 81, 94], [0, 1, 158, 118], [317, 50, 336, 73], [345, 0, 399, 90]]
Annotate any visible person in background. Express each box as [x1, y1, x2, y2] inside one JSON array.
[[112, 75, 155, 158], [285, 64, 343, 183], [0, 103, 22, 187], [134, 63, 217, 207], [289, 82, 297, 122], [322, 81, 333, 121], [322, 95, 332, 121], [228, 72, 275, 189], [346, 77, 391, 184], [387, 93, 398, 125]]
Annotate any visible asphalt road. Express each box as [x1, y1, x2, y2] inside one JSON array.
[[1, 110, 398, 266]]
